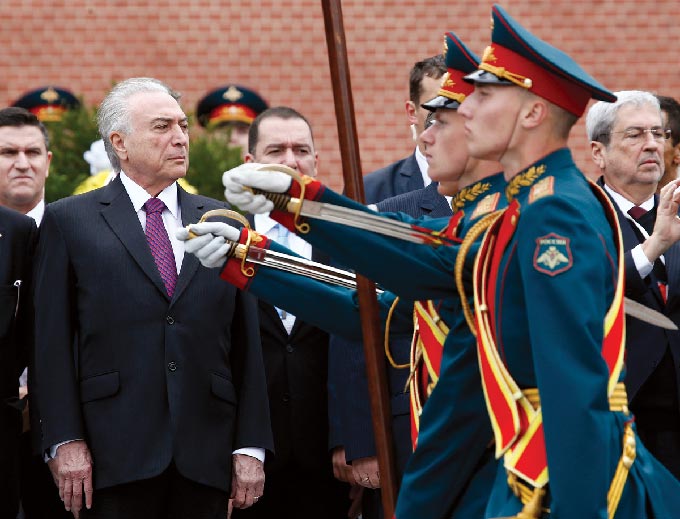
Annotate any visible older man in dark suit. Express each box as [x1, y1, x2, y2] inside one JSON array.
[[32, 77, 272, 519], [0, 206, 36, 518], [587, 90, 680, 480]]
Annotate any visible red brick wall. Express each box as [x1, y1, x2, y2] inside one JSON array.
[[2, 1, 678, 192]]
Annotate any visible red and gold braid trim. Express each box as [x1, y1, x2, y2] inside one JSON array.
[[271, 174, 325, 232], [219, 227, 269, 290], [414, 300, 448, 385], [588, 181, 626, 396], [408, 315, 423, 448]]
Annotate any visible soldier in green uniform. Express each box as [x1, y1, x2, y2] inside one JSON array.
[[456, 4, 680, 518], [178, 32, 506, 519], [185, 5, 680, 518]]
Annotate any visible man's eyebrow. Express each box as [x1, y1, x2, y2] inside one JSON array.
[[0, 144, 42, 151], [149, 116, 188, 125], [264, 141, 311, 150], [263, 142, 285, 150]]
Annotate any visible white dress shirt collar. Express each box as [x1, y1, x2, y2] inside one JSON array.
[[253, 212, 279, 236], [119, 170, 179, 219], [26, 199, 45, 226], [602, 184, 654, 215], [414, 146, 431, 187]]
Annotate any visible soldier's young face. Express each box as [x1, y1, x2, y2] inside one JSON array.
[[0, 125, 51, 213], [227, 122, 250, 150], [458, 84, 524, 163], [598, 103, 664, 192], [415, 75, 444, 135], [247, 117, 318, 178], [420, 108, 469, 184], [113, 91, 189, 194]]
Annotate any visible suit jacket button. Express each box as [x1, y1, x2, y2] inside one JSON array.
[[166, 315, 175, 325], [282, 393, 290, 402], [168, 361, 177, 372], [286, 344, 294, 353]]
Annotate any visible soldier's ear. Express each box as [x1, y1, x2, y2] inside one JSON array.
[[520, 97, 549, 130]]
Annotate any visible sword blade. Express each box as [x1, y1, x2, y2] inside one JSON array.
[[624, 297, 677, 330], [291, 198, 456, 246], [243, 245, 383, 293]]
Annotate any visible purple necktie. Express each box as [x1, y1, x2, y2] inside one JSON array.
[[143, 198, 177, 297], [628, 206, 647, 220]]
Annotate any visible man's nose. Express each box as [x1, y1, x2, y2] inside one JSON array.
[[14, 152, 30, 168], [173, 125, 189, 145], [642, 134, 662, 151], [281, 148, 297, 169], [420, 126, 434, 146]]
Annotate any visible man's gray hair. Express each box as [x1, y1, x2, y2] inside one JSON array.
[[97, 78, 180, 172], [585, 90, 660, 146]]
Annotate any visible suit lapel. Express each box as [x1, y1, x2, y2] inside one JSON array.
[[173, 188, 207, 303], [664, 232, 680, 307], [600, 179, 666, 305], [421, 182, 453, 218], [99, 176, 170, 299], [396, 153, 424, 194]]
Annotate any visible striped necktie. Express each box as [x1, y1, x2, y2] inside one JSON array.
[[143, 198, 177, 297]]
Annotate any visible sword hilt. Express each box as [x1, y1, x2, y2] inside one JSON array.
[[245, 187, 309, 234], [186, 209, 251, 239], [248, 188, 293, 212]]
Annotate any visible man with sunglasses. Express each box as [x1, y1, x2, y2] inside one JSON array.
[[587, 90, 680, 480]]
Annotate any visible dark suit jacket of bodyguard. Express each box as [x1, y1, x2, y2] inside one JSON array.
[[327, 152, 424, 468], [376, 182, 452, 219], [32, 175, 273, 491], [0, 207, 37, 515], [363, 152, 424, 203], [598, 180, 680, 409], [247, 215, 333, 474]]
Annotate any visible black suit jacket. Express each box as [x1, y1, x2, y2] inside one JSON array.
[[599, 179, 680, 408], [249, 216, 333, 474], [33, 176, 273, 491], [376, 183, 452, 219], [327, 155, 433, 475], [363, 152, 424, 204], [0, 207, 36, 515]]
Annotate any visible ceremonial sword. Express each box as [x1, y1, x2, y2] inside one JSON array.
[[242, 164, 457, 246], [189, 209, 677, 331]]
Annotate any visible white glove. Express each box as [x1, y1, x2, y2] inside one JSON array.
[[176, 221, 241, 269], [223, 163, 294, 214]]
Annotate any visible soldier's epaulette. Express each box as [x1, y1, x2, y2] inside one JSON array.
[[470, 192, 501, 220], [528, 176, 555, 204]]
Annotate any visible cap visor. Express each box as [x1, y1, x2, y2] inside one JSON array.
[[421, 95, 462, 111], [463, 69, 514, 86]]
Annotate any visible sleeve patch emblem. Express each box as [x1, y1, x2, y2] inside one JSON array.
[[534, 233, 572, 276]]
